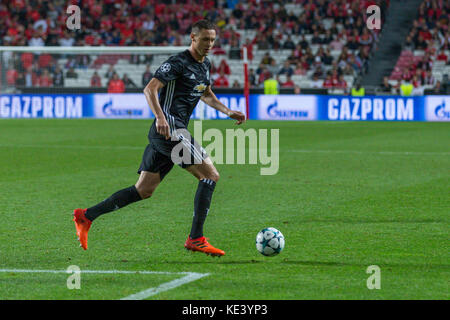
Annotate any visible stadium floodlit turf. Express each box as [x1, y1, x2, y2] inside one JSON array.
[[0, 119, 448, 300]]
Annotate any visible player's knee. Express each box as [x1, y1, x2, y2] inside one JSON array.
[[135, 185, 154, 199], [207, 171, 220, 183], [141, 190, 153, 199]]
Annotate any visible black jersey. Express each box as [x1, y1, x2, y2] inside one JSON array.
[[148, 49, 211, 142]]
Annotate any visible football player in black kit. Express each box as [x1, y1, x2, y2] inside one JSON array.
[[73, 20, 246, 257]]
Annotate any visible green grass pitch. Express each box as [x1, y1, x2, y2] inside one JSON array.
[[0, 119, 448, 300]]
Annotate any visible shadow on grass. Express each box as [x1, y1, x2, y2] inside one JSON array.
[[159, 259, 265, 265], [159, 258, 450, 269], [280, 260, 450, 269], [297, 218, 444, 224]]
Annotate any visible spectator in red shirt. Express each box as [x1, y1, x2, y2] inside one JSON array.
[[323, 72, 334, 88], [299, 56, 309, 71], [217, 59, 231, 75], [242, 38, 254, 61], [402, 68, 413, 82], [38, 53, 53, 69], [28, 7, 41, 22], [6, 68, 18, 85], [331, 69, 339, 87], [281, 75, 295, 88], [213, 70, 229, 88], [100, 15, 113, 32], [89, 1, 103, 19], [287, 48, 300, 66], [412, 75, 422, 88], [91, 71, 102, 87], [257, 67, 270, 85], [21, 52, 34, 70], [437, 49, 448, 63], [7, 23, 20, 41], [293, 62, 306, 75], [120, 24, 134, 45], [419, 26, 432, 41], [336, 75, 347, 89], [108, 73, 125, 93], [0, 3, 9, 19], [38, 69, 53, 87]]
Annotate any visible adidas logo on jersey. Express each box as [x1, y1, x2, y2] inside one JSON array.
[[190, 74, 196, 80]]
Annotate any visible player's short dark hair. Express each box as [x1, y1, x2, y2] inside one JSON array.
[[191, 20, 216, 34]]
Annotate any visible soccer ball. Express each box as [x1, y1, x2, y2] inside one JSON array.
[[256, 227, 285, 256]]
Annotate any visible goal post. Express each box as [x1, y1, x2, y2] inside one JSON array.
[[0, 46, 188, 54], [242, 46, 250, 120]]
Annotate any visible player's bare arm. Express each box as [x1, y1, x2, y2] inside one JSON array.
[[201, 85, 246, 125], [143, 78, 171, 139]]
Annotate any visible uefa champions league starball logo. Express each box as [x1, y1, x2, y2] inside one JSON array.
[[160, 63, 171, 73]]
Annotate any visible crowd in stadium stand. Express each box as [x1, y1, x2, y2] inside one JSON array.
[[390, 0, 450, 94], [0, 0, 403, 92]]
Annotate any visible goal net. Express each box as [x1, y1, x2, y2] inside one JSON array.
[[0, 46, 188, 93], [0, 46, 181, 119], [0, 46, 247, 120]]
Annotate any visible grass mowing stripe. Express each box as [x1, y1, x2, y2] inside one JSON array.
[[289, 149, 450, 156], [0, 144, 448, 156], [0, 269, 204, 275], [0, 144, 143, 150], [0, 120, 447, 299]]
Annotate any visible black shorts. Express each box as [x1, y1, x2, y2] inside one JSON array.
[[138, 135, 208, 180]]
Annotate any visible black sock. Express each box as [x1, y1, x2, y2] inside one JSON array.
[[189, 178, 216, 239], [85, 185, 142, 221]]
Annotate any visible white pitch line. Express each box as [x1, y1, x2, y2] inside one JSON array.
[[120, 272, 210, 300], [0, 269, 210, 300]]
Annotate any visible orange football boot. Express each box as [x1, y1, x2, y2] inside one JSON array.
[[184, 236, 225, 257], [73, 208, 92, 250]]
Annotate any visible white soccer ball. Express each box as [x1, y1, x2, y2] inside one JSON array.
[[255, 227, 285, 256]]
